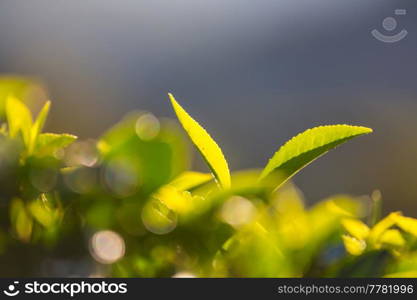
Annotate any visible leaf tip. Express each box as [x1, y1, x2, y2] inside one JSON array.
[[43, 100, 52, 111], [365, 127, 373, 134], [354, 125, 373, 134], [168, 92, 176, 104]]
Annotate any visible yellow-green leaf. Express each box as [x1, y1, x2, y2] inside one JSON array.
[[168, 93, 231, 188], [379, 229, 405, 247], [35, 133, 77, 157], [342, 234, 366, 256], [258, 125, 373, 189], [153, 186, 194, 214], [384, 271, 417, 278], [29, 101, 51, 154], [368, 212, 401, 247], [395, 215, 417, 237], [6, 96, 33, 145], [0, 76, 41, 117], [169, 171, 213, 191], [342, 218, 370, 240], [28, 194, 61, 227], [10, 198, 33, 242]]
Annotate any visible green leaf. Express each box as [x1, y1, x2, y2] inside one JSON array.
[[168, 93, 231, 189], [258, 125, 373, 189], [28, 194, 62, 227], [336, 250, 389, 277], [169, 171, 213, 191], [10, 198, 33, 242], [6, 96, 33, 145], [29, 101, 51, 154], [98, 112, 190, 194], [35, 133, 77, 156]]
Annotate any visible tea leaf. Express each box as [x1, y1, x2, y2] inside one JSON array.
[[169, 171, 213, 191], [258, 125, 373, 189], [384, 271, 417, 278], [6, 96, 33, 145], [98, 113, 189, 194], [368, 212, 402, 247], [342, 218, 370, 240], [29, 101, 51, 154], [10, 198, 33, 242], [168, 93, 231, 188], [35, 133, 77, 156], [395, 215, 417, 237], [0, 76, 42, 117], [28, 194, 61, 227], [342, 235, 366, 256], [379, 229, 405, 247]]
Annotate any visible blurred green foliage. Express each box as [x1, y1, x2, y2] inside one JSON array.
[[0, 77, 416, 278]]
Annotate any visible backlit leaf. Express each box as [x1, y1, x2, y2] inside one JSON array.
[[35, 133, 77, 156], [342, 234, 366, 256], [10, 198, 33, 242], [342, 218, 370, 240], [0, 76, 43, 117], [384, 271, 417, 278], [6, 96, 33, 145], [258, 125, 373, 189], [29, 101, 51, 154], [379, 229, 405, 247], [169, 171, 213, 191], [368, 212, 402, 247], [395, 215, 417, 237], [168, 93, 231, 188]]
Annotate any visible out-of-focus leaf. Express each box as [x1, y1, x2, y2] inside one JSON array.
[[35, 133, 77, 156], [141, 199, 178, 235], [258, 125, 373, 190], [384, 253, 417, 278], [29, 101, 50, 154], [384, 271, 417, 278], [308, 195, 363, 258], [28, 194, 61, 228], [0, 76, 44, 117], [379, 229, 405, 247], [219, 224, 293, 277], [168, 93, 231, 189], [98, 113, 189, 195], [342, 218, 370, 240], [337, 250, 389, 277], [368, 212, 401, 247], [342, 235, 366, 255], [6, 96, 33, 145], [86, 201, 115, 229], [153, 186, 194, 215], [153, 172, 211, 217], [310, 195, 363, 220], [169, 171, 213, 191], [395, 215, 417, 237], [10, 198, 33, 242]]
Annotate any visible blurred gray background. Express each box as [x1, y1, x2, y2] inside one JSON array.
[[0, 0, 416, 214]]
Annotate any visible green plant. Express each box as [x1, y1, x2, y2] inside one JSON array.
[[0, 77, 416, 278]]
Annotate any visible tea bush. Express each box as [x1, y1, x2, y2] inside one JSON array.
[[0, 77, 416, 277]]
